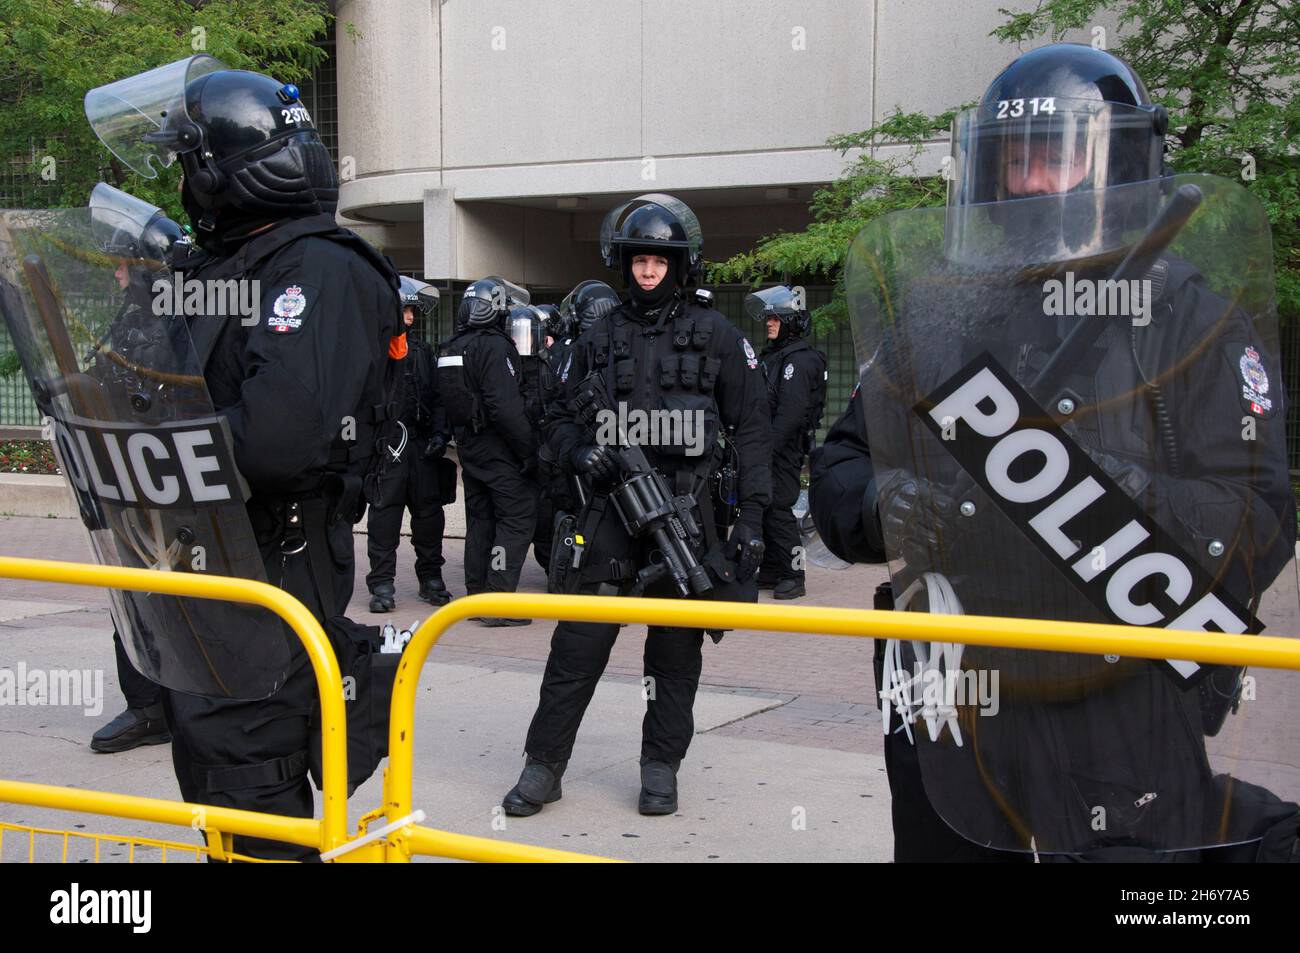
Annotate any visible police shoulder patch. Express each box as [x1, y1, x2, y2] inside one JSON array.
[[741, 337, 758, 370], [1224, 341, 1276, 418], [506, 356, 516, 377], [783, 362, 795, 381], [266, 283, 310, 334]]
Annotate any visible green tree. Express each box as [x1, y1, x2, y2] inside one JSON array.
[[713, 0, 1300, 328], [0, 0, 331, 219], [708, 108, 960, 333]]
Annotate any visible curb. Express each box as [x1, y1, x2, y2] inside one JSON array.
[[0, 471, 468, 539]]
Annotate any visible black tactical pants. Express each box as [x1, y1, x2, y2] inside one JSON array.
[[525, 607, 705, 766], [532, 491, 555, 573], [883, 721, 1031, 863], [365, 444, 446, 591], [522, 494, 753, 767], [112, 629, 161, 710], [760, 447, 804, 582], [163, 504, 353, 862], [459, 436, 537, 595]]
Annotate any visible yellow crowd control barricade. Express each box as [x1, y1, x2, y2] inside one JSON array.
[[3, 555, 1300, 862], [0, 556, 604, 863]]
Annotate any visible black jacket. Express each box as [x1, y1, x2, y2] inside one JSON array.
[[398, 337, 446, 439], [547, 296, 772, 528], [760, 335, 827, 456], [809, 384, 887, 563], [183, 213, 401, 497], [441, 326, 537, 466], [809, 255, 1296, 851]]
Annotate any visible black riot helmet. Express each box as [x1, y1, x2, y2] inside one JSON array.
[[945, 43, 1169, 266], [559, 279, 621, 335], [600, 194, 703, 287], [456, 275, 529, 331], [86, 56, 337, 236], [744, 285, 811, 340], [398, 275, 440, 322]]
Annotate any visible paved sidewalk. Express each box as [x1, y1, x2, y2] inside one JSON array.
[[0, 514, 894, 862]]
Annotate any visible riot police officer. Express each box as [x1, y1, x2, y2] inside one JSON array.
[[436, 277, 538, 626], [366, 277, 452, 613], [85, 184, 184, 754], [85, 56, 402, 860], [748, 286, 826, 600], [812, 43, 1300, 862], [535, 281, 623, 542], [502, 194, 771, 817], [548, 279, 621, 390]]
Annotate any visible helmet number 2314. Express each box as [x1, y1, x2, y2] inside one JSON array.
[[996, 97, 1056, 119]]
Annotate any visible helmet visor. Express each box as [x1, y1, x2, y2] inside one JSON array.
[[509, 309, 544, 357], [477, 275, 530, 308], [743, 285, 800, 322], [599, 193, 703, 267], [399, 275, 440, 315], [89, 183, 162, 252], [85, 55, 227, 179], [948, 97, 1163, 210]]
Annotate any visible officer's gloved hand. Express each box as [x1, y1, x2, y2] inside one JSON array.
[[878, 473, 958, 572], [422, 433, 447, 461], [728, 522, 765, 582], [570, 444, 618, 484]]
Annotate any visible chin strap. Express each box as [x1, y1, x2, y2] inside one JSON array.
[[880, 572, 966, 746]]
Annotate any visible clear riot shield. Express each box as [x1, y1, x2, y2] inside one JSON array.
[[0, 206, 291, 699], [846, 174, 1300, 854]]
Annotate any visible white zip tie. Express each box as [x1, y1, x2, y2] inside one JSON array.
[[319, 810, 427, 862]]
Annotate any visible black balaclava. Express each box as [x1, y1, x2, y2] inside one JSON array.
[[625, 248, 680, 319], [181, 176, 280, 257]]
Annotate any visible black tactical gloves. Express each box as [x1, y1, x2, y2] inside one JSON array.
[[570, 444, 618, 483]]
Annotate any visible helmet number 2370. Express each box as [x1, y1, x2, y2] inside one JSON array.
[[996, 97, 1056, 119], [280, 106, 312, 125]]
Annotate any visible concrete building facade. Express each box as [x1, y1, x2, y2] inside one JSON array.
[[331, 0, 1107, 287]]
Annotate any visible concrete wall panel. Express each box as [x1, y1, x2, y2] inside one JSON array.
[[441, 0, 643, 167]]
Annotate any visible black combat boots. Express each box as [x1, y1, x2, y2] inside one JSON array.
[[501, 756, 567, 816], [90, 704, 171, 753], [638, 759, 679, 815], [368, 582, 396, 613], [418, 575, 452, 606]]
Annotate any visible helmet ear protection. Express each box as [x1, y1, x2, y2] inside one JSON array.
[[178, 124, 227, 210]]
